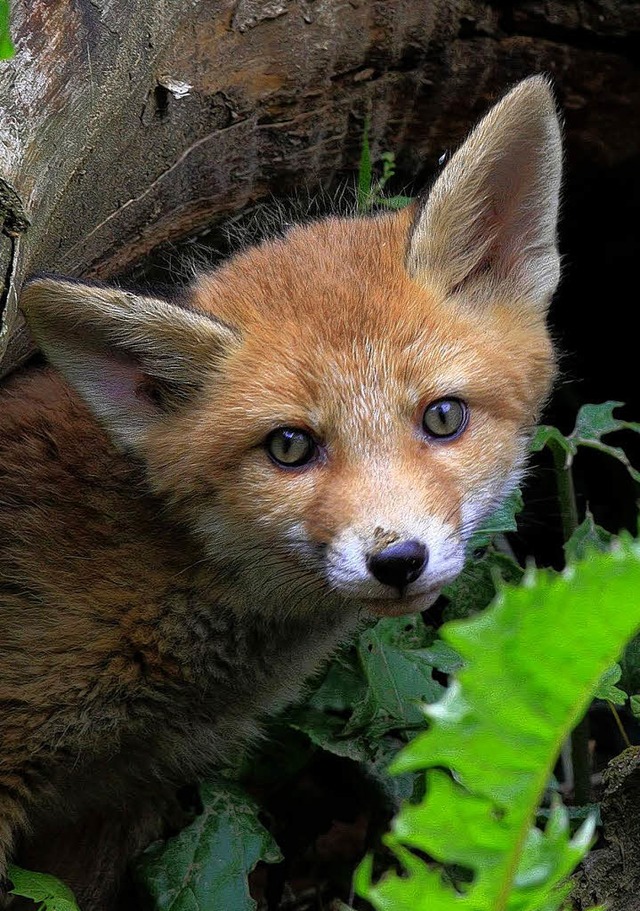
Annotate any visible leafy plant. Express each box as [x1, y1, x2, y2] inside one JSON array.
[[533, 402, 640, 802], [532, 402, 640, 485], [135, 781, 281, 911], [0, 0, 14, 60], [356, 540, 640, 911], [8, 865, 80, 911], [356, 119, 412, 212]]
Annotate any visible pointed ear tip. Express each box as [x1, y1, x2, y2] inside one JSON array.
[[20, 277, 57, 317], [508, 74, 558, 115], [20, 275, 77, 310]]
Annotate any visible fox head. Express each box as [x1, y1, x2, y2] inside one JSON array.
[[21, 76, 561, 618]]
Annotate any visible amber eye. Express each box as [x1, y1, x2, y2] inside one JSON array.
[[422, 398, 468, 440], [266, 427, 317, 467]]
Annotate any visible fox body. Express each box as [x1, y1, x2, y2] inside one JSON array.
[[0, 77, 561, 908]]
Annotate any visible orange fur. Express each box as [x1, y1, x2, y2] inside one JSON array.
[[0, 76, 561, 908]]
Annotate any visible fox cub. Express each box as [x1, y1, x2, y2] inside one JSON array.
[[0, 76, 561, 908]]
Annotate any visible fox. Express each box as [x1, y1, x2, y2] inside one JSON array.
[[0, 75, 562, 909]]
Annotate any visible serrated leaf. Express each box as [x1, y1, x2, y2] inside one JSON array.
[[356, 538, 640, 911], [136, 781, 281, 911], [533, 402, 640, 482], [343, 619, 444, 738], [564, 512, 613, 563], [468, 488, 524, 551], [285, 619, 444, 763], [594, 663, 627, 704], [631, 694, 640, 719], [8, 866, 80, 911], [530, 424, 568, 456], [573, 402, 640, 442]]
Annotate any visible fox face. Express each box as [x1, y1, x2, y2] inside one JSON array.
[[21, 76, 561, 619]]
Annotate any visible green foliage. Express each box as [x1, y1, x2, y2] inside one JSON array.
[[532, 401, 640, 483], [8, 866, 80, 911], [135, 781, 281, 911], [343, 617, 445, 738], [356, 122, 413, 212], [564, 512, 613, 563], [356, 540, 640, 911], [0, 0, 14, 60], [594, 664, 627, 706], [620, 631, 640, 695], [286, 617, 447, 756], [356, 117, 373, 213], [469, 488, 524, 551]]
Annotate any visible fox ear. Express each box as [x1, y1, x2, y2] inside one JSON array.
[[21, 278, 240, 450], [407, 75, 562, 310]]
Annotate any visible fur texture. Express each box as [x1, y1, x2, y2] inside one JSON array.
[[0, 76, 561, 909]]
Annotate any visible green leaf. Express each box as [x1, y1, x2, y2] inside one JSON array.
[[378, 194, 414, 210], [8, 866, 80, 911], [356, 538, 640, 911], [443, 551, 523, 622], [594, 663, 627, 705], [287, 704, 374, 762], [378, 151, 397, 191], [0, 0, 14, 59], [307, 647, 367, 713], [630, 694, 640, 719], [468, 487, 524, 551], [620, 632, 640, 695], [356, 116, 373, 212], [415, 638, 464, 675], [532, 402, 640, 482], [136, 780, 281, 911], [564, 512, 613, 563], [537, 802, 601, 831], [344, 617, 444, 738]]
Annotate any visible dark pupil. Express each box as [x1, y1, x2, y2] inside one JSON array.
[[435, 403, 451, 427], [275, 429, 312, 463], [281, 430, 300, 454]]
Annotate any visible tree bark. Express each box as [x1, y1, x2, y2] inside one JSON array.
[[2, 0, 640, 374]]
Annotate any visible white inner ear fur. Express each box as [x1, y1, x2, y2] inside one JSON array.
[[407, 75, 562, 310]]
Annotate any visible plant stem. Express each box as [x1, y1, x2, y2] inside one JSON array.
[[550, 440, 592, 804], [550, 442, 579, 543], [608, 701, 632, 750]]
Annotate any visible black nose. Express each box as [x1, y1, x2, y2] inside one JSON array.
[[367, 539, 429, 591]]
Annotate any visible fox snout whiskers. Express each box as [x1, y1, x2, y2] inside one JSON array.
[[323, 517, 466, 611]]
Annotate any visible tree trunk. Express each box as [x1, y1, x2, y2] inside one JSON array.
[[2, 0, 639, 373]]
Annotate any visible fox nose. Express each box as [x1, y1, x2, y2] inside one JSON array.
[[367, 539, 429, 591]]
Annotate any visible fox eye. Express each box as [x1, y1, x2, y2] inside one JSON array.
[[422, 398, 468, 440], [266, 427, 317, 467]]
